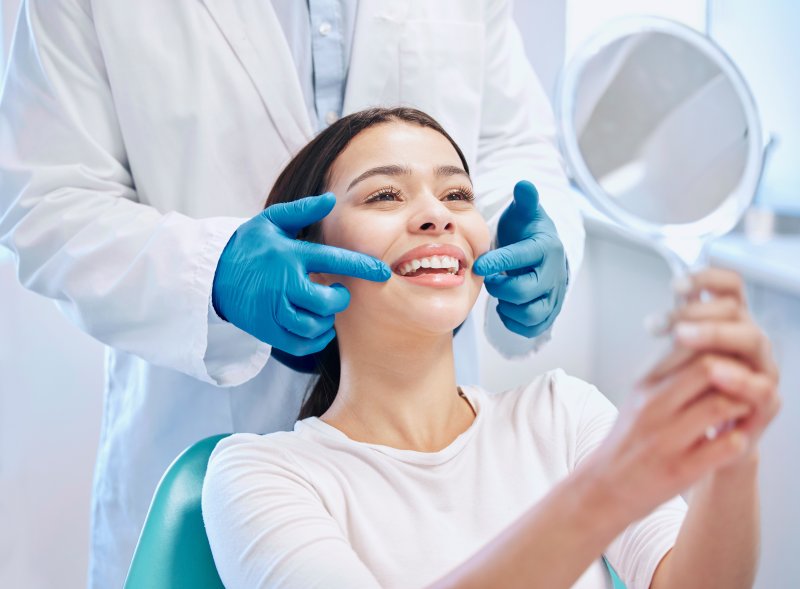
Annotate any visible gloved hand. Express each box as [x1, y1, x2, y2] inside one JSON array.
[[212, 192, 391, 356], [473, 180, 568, 339]]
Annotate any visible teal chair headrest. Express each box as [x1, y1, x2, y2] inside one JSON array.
[[124, 434, 231, 589]]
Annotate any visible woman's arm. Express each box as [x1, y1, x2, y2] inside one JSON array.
[[649, 270, 780, 589], [436, 267, 779, 589], [429, 459, 632, 589], [652, 454, 759, 589]]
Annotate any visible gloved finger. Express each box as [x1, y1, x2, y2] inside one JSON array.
[[262, 192, 336, 236], [483, 272, 548, 305], [497, 308, 553, 339], [288, 279, 351, 316], [271, 326, 337, 357], [302, 241, 391, 282], [276, 299, 336, 339], [511, 180, 541, 219], [537, 279, 567, 334], [472, 238, 546, 277], [496, 292, 556, 328]]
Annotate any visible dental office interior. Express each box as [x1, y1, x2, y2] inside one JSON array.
[[1, 0, 798, 587]]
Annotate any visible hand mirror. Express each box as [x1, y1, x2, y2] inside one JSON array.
[[556, 17, 764, 279]]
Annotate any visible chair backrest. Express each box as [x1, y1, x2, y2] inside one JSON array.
[[124, 434, 231, 589]]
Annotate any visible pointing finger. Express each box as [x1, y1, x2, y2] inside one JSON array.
[[473, 238, 545, 276], [263, 192, 336, 236], [302, 242, 391, 282]]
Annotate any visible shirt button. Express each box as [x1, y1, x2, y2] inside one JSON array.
[[319, 22, 332, 36], [325, 111, 339, 125]]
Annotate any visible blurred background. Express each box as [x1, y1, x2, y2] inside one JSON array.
[[1, 0, 798, 587]]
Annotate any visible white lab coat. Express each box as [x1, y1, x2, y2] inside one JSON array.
[[0, 0, 584, 586]]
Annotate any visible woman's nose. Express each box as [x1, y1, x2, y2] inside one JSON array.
[[409, 197, 455, 235]]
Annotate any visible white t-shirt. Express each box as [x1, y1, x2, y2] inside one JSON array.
[[202, 369, 687, 589]]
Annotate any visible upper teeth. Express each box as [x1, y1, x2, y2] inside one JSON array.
[[398, 255, 460, 276]]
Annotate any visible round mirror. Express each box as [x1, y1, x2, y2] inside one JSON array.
[[556, 17, 764, 270]]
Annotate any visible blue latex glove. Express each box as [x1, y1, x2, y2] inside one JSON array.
[[212, 192, 391, 356], [473, 180, 569, 339]]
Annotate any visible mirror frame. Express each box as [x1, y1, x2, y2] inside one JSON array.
[[556, 17, 763, 241]]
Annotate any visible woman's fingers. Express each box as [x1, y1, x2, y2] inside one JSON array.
[[664, 391, 752, 452], [640, 353, 732, 418], [643, 352, 773, 415], [643, 352, 779, 458], [673, 320, 776, 376], [672, 296, 742, 323], [678, 267, 747, 303], [705, 358, 782, 437], [679, 427, 750, 483], [644, 296, 743, 338]]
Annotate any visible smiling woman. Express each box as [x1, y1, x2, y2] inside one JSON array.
[[201, 107, 778, 589], [265, 107, 490, 421]]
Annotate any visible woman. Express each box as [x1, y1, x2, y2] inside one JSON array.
[[202, 108, 780, 588]]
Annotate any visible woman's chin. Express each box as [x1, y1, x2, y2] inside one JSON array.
[[393, 306, 471, 336]]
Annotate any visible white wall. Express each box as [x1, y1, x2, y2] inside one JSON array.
[[0, 259, 104, 588]]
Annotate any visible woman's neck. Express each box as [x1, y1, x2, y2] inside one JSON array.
[[320, 323, 475, 452]]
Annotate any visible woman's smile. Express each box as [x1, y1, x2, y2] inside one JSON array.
[[391, 242, 468, 288]]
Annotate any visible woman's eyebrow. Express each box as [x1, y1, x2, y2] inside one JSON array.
[[347, 164, 470, 191]]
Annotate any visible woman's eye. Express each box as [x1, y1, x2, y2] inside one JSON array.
[[370, 192, 397, 202], [444, 190, 475, 202]]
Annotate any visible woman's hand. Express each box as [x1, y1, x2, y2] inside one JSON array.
[[584, 268, 781, 524], [663, 268, 780, 461]]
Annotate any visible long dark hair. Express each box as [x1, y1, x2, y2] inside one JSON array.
[[265, 107, 470, 420]]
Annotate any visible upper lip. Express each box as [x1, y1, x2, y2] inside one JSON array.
[[391, 243, 468, 273]]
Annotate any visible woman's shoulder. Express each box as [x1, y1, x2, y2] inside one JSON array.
[[206, 430, 315, 484], [472, 368, 603, 413]]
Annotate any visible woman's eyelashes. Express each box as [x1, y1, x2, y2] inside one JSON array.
[[363, 185, 475, 204]]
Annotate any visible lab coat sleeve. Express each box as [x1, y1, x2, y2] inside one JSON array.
[[473, 0, 586, 359], [202, 434, 382, 589], [0, 0, 270, 386]]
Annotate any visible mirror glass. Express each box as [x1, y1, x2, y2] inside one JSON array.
[[557, 18, 763, 269]]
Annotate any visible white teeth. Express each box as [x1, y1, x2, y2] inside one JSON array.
[[397, 255, 461, 276]]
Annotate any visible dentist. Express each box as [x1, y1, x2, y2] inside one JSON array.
[[0, 1, 584, 587]]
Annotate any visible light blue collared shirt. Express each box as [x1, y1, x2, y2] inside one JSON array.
[[271, 0, 358, 133]]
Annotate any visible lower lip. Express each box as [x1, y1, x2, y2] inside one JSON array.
[[394, 269, 466, 288]]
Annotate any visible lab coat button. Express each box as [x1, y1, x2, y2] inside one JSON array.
[[319, 22, 332, 36], [325, 111, 338, 125]]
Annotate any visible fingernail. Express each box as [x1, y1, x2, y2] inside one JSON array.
[[671, 274, 693, 296], [674, 322, 701, 342], [643, 313, 670, 336]]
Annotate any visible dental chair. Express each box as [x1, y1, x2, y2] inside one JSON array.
[[124, 434, 230, 589], [123, 432, 626, 589]]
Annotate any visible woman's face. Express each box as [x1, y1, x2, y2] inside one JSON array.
[[318, 121, 491, 338]]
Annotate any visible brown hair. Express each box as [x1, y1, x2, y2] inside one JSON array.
[[265, 107, 470, 420]]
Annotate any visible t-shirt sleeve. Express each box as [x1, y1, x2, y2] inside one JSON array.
[[201, 434, 381, 589], [564, 371, 688, 589]]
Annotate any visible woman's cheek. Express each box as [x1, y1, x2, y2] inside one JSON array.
[[469, 215, 493, 259]]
